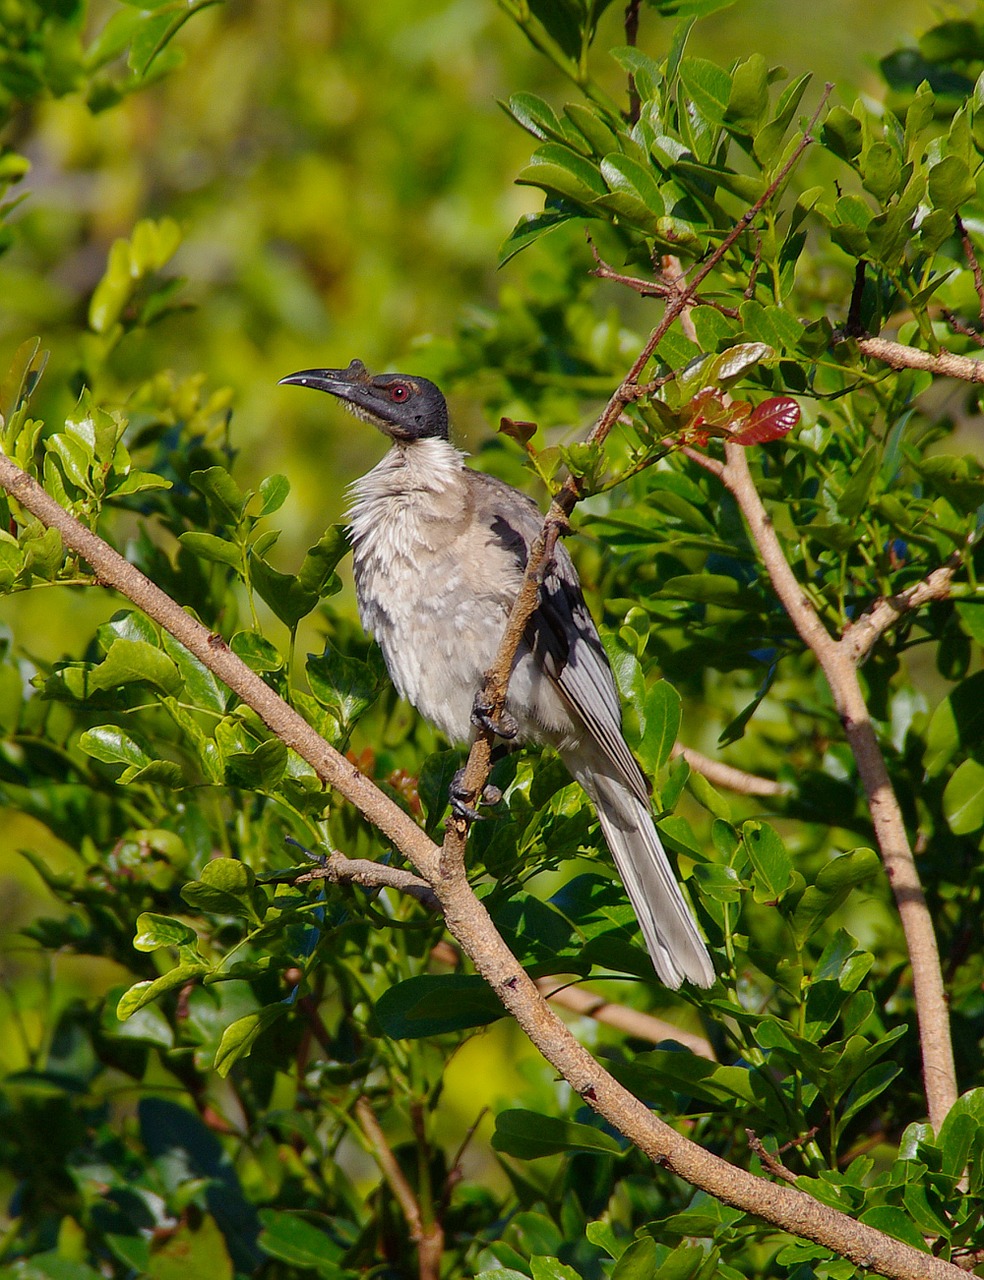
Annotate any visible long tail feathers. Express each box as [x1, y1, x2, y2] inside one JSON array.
[[564, 752, 715, 989]]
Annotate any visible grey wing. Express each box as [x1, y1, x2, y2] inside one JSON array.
[[473, 472, 652, 806], [531, 551, 652, 807]]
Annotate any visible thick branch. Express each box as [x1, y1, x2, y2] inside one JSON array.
[[0, 451, 966, 1279], [716, 443, 957, 1127]]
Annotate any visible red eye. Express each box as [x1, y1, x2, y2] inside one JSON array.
[[389, 384, 410, 402]]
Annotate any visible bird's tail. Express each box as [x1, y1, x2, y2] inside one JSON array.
[[563, 749, 715, 989]]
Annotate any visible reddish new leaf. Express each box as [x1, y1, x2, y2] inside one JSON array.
[[729, 396, 800, 445], [499, 416, 538, 444]]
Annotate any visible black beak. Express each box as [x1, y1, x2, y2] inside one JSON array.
[[278, 359, 371, 403]]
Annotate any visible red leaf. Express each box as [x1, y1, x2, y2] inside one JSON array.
[[729, 396, 799, 445]]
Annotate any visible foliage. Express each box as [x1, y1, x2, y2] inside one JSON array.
[[0, 3, 983, 1279]]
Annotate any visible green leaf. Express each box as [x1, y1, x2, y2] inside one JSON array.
[[375, 974, 504, 1038], [250, 551, 319, 628], [214, 1005, 287, 1076], [821, 106, 863, 161], [599, 153, 664, 226], [942, 759, 984, 834], [257, 1210, 346, 1276], [530, 1258, 581, 1280], [226, 737, 288, 790], [861, 141, 901, 202], [79, 726, 152, 770], [725, 52, 768, 133], [790, 848, 880, 946], [517, 144, 607, 205], [89, 238, 133, 334], [857, 1206, 929, 1253], [503, 93, 570, 144], [836, 444, 880, 519], [179, 530, 242, 569], [499, 207, 575, 266], [928, 155, 977, 212], [256, 473, 290, 516], [564, 103, 620, 156], [637, 680, 681, 775], [840, 1060, 902, 1126], [742, 820, 792, 902], [306, 642, 382, 729], [230, 629, 285, 673], [659, 573, 756, 608], [937, 1088, 984, 1179], [133, 912, 198, 951], [117, 962, 209, 1019], [181, 857, 261, 919], [492, 1109, 623, 1159], [190, 465, 249, 524], [754, 73, 812, 164], [296, 524, 348, 597], [679, 57, 732, 124]]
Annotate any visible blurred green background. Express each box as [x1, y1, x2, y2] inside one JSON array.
[[0, 0, 958, 544]]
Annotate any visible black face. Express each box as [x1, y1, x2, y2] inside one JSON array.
[[278, 359, 449, 442]]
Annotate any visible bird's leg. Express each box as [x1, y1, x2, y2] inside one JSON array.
[[449, 767, 504, 822], [470, 688, 519, 740]]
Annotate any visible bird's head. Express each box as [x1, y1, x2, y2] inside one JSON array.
[[278, 359, 449, 443]]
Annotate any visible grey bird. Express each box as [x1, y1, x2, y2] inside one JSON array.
[[280, 359, 714, 989]]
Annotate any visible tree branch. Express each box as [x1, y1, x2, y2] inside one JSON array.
[[535, 978, 716, 1059], [297, 851, 439, 909], [671, 744, 789, 798], [843, 558, 961, 665], [0, 452, 967, 1279], [857, 335, 984, 383], [713, 442, 958, 1128], [355, 1096, 444, 1280]]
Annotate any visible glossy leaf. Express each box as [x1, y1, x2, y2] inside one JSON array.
[[492, 1109, 623, 1159]]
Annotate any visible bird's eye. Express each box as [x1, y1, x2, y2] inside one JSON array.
[[389, 384, 410, 402]]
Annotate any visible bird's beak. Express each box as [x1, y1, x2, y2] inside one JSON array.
[[278, 359, 371, 407]]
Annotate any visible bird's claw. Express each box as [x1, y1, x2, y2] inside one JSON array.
[[450, 768, 503, 822], [471, 691, 519, 740]]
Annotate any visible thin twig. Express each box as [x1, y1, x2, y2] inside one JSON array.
[[297, 852, 439, 909], [623, 0, 642, 124], [0, 452, 967, 1278], [535, 978, 716, 1059], [589, 242, 739, 318], [745, 1129, 799, 1184], [956, 214, 984, 328], [671, 744, 789, 798], [846, 260, 866, 336], [355, 1096, 444, 1280], [660, 255, 700, 343], [843, 558, 961, 665]]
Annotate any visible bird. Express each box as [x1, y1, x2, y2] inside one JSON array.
[[279, 359, 714, 989]]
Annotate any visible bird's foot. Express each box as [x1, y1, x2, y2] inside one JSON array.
[[449, 768, 503, 822], [471, 690, 518, 740]]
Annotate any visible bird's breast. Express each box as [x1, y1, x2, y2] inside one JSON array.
[[348, 452, 513, 741]]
